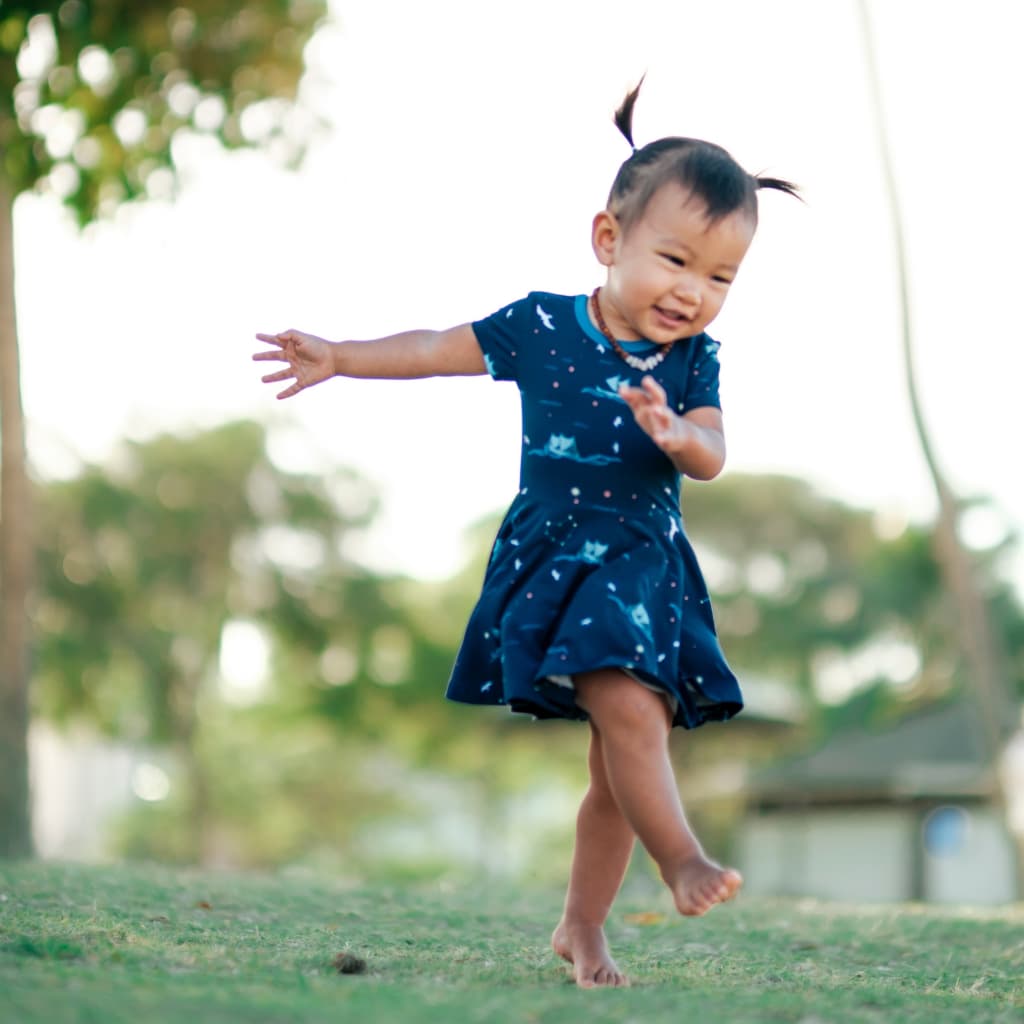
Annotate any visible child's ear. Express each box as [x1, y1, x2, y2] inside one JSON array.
[[591, 210, 620, 267]]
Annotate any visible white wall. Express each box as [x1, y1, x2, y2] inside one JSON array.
[[740, 808, 915, 902], [28, 721, 145, 860], [740, 804, 1018, 904], [922, 806, 1018, 905]]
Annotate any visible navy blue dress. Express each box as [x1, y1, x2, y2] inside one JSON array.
[[445, 292, 743, 730]]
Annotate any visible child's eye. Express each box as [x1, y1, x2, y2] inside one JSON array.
[[712, 275, 733, 285], [661, 253, 685, 267]]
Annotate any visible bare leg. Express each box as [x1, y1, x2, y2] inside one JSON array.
[[574, 669, 742, 916], [552, 723, 635, 987]]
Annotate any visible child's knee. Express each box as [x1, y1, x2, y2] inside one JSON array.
[[577, 670, 669, 735]]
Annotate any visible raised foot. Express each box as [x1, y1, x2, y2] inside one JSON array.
[[551, 920, 629, 988], [667, 855, 743, 916]]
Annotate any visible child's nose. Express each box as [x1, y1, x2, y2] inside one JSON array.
[[673, 276, 701, 308]]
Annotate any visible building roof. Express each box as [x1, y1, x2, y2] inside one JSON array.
[[748, 701, 998, 806]]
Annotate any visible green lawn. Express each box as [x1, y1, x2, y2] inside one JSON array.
[[0, 861, 1020, 1023]]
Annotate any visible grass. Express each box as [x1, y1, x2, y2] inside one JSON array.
[[0, 861, 1021, 1024]]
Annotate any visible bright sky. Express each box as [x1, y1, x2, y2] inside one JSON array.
[[15, 0, 1024, 590]]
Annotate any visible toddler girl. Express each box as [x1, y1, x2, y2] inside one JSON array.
[[254, 81, 798, 988]]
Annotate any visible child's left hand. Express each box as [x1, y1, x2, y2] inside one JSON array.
[[619, 376, 692, 451], [619, 376, 726, 480]]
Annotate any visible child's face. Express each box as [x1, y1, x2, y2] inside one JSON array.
[[592, 183, 756, 344]]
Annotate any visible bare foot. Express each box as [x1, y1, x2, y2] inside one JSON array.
[[551, 919, 629, 988], [664, 854, 742, 916]]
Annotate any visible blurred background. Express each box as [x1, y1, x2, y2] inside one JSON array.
[[2, 0, 1022, 905]]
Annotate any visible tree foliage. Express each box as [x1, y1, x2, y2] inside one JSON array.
[[2, 0, 327, 218], [0, 0, 327, 858], [682, 473, 1023, 728], [32, 419, 441, 859]]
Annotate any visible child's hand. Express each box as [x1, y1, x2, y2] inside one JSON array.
[[620, 376, 726, 480], [619, 376, 693, 451], [253, 330, 335, 399]]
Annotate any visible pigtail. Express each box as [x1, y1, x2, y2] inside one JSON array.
[[607, 82, 801, 228], [613, 75, 646, 151], [755, 175, 803, 201]]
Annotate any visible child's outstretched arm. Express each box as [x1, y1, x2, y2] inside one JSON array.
[[253, 324, 486, 399], [620, 376, 726, 481]]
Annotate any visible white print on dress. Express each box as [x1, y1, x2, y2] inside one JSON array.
[[608, 594, 654, 642], [555, 540, 610, 566], [528, 434, 621, 466], [581, 376, 631, 403]]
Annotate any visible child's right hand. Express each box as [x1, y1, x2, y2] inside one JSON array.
[[253, 330, 335, 399]]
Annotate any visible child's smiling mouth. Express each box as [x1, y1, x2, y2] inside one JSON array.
[[653, 305, 692, 326]]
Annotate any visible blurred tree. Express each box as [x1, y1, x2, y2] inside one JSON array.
[[109, 704, 415, 873], [682, 474, 1023, 728], [0, 0, 328, 856], [856, 0, 1014, 762], [684, 474, 935, 713], [32, 419, 422, 862]]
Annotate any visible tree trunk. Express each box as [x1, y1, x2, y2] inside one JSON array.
[[0, 180, 34, 858], [855, 1, 1012, 762], [857, 3, 1024, 895]]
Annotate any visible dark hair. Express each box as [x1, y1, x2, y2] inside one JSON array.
[[608, 78, 800, 232]]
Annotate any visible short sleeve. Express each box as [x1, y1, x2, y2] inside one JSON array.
[[682, 334, 723, 412], [471, 294, 536, 382]]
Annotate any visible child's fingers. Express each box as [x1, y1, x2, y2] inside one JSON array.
[[620, 396, 645, 418], [618, 385, 649, 408], [261, 368, 294, 384], [641, 375, 667, 403], [256, 330, 310, 349], [252, 349, 288, 362], [648, 412, 672, 435]]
